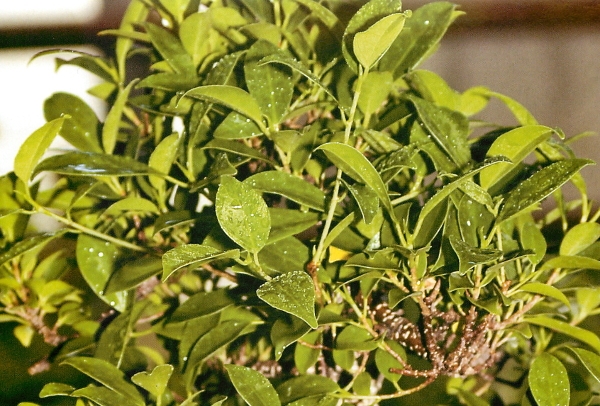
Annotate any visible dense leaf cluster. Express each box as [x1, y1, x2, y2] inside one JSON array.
[[2, 0, 600, 405]]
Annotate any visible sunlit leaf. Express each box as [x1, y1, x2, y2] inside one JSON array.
[[244, 171, 326, 211], [560, 222, 600, 256], [276, 375, 339, 404], [525, 316, 600, 352], [353, 13, 406, 69], [148, 133, 180, 191], [216, 176, 271, 254], [517, 282, 570, 308], [103, 79, 136, 154], [257, 271, 317, 328], [226, 365, 281, 406], [14, 117, 66, 184], [568, 347, 600, 384], [529, 353, 569, 406], [162, 244, 240, 281], [131, 365, 174, 399]]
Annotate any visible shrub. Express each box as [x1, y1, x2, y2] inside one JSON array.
[[2, 0, 600, 405]]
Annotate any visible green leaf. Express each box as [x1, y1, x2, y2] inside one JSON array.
[[271, 316, 312, 360], [214, 111, 264, 139], [170, 289, 235, 323], [244, 171, 326, 211], [144, 22, 195, 74], [245, 40, 294, 125], [449, 236, 503, 275], [357, 72, 394, 119], [33, 151, 163, 178], [0, 232, 60, 266], [476, 88, 538, 126], [216, 176, 271, 254], [76, 234, 128, 312], [519, 219, 547, 265], [179, 12, 213, 68], [257, 271, 317, 328], [295, 331, 322, 374], [353, 13, 406, 69], [184, 85, 266, 131], [342, 0, 403, 73], [268, 209, 321, 243], [131, 364, 174, 399], [541, 255, 600, 271], [529, 353, 570, 406], [62, 357, 144, 405], [317, 142, 393, 220], [186, 319, 251, 370], [115, 0, 149, 80], [70, 385, 131, 406], [225, 365, 281, 406], [517, 282, 570, 308], [336, 325, 378, 351], [346, 182, 379, 225], [104, 255, 163, 294], [276, 376, 339, 404], [149, 133, 180, 191], [103, 197, 159, 217], [103, 79, 136, 154], [375, 341, 406, 382], [379, 2, 462, 76], [568, 347, 600, 383], [14, 117, 66, 184], [560, 222, 600, 256], [44, 92, 102, 153], [479, 125, 554, 191], [202, 139, 276, 165], [407, 94, 470, 170], [39, 382, 76, 397], [525, 316, 600, 352], [498, 159, 594, 223], [161, 244, 240, 281]]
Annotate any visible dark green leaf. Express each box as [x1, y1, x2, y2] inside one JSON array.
[[268, 209, 321, 244], [70, 385, 131, 406], [259, 236, 312, 275], [379, 2, 462, 76], [104, 255, 163, 294], [170, 289, 234, 323], [276, 375, 339, 404], [0, 232, 61, 266], [498, 159, 594, 222], [202, 139, 276, 164], [226, 365, 281, 406], [216, 176, 271, 254], [257, 271, 317, 328], [186, 319, 251, 370], [407, 94, 470, 170], [529, 353, 569, 406], [294, 331, 322, 374], [44, 93, 102, 153], [161, 244, 240, 281], [214, 111, 264, 139], [271, 316, 312, 360], [62, 357, 144, 405], [569, 347, 600, 383], [450, 236, 503, 275], [336, 325, 378, 351], [346, 182, 379, 224], [39, 382, 75, 397], [375, 340, 406, 382]]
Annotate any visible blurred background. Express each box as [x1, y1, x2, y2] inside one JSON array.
[[1, 0, 599, 194]]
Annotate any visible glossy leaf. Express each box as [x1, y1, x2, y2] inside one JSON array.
[[184, 85, 266, 131], [276, 375, 339, 404], [560, 222, 600, 256], [346, 182, 379, 224], [216, 176, 271, 254], [76, 234, 128, 312], [479, 125, 554, 191], [259, 236, 312, 275], [226, 365, 281, 406], [517, 282, 570, 308], [14, 117, 66, 184], [144, 22, 195, 74], [342, 0, 403, 73], [39, 382, 76, 397], [245, 40, 294, 125], [519, 219, 547, 265], [257, 271, 317, 328], [162, 244, 240, 281], [268, 209, 321, 243], [379, 2, 462, 76], [62, 357, 144, 405], [525, 316, 600, 352], [353, 13, 406, 69], [186, 319, 251, 370], [70, 385, 131, 406], [540, 255, 600, 271], [317, 142, 394, 219], [271, 315, 312, 360], [202, 138, 276, 164], [569, 347, 600, 383], [214, 111, 263, 139], [450, 236, 503, 275], [33, 151, 163, 178], [103, 79, 136, 154], [131, 365, 174, 399], [148, 133, 180, 191], [103, 197, 159, 217], [0, 232, 60, 267], [498, 159, 593, 222], [244, 171, 326, 211], [529, 353, 569, 406], [357, 72, 394, 119], [407, 94, 470, 170], [44, 92, 102, 153]]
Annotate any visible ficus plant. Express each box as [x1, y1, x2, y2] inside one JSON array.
[[2, 0, 600, 405]]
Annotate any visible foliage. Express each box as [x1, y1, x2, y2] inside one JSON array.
[[2, 0, 600, 405]]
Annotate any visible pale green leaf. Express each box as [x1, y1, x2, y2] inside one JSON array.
[[14, 117, 66, 184], [102, 79, 136, 154], [161, 244, 240, 281], [525, 316, 600, 352], [560, 222, 600, 256], [148, 133, 180, 191], [517, 282, 570, 308], [353, 13, 406, 69], [569, 347, 600, 383], [131, 365, 174, 398]]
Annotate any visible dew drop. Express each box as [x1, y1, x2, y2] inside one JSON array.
[[110, 301, 116, 306], [98, 290, 104, 295], [98, 252, 104, 258], [88, 248, 94, 253], [466, 220, 472, 226], [424, 20, 430, 25], [183, 356, 188, 362]]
